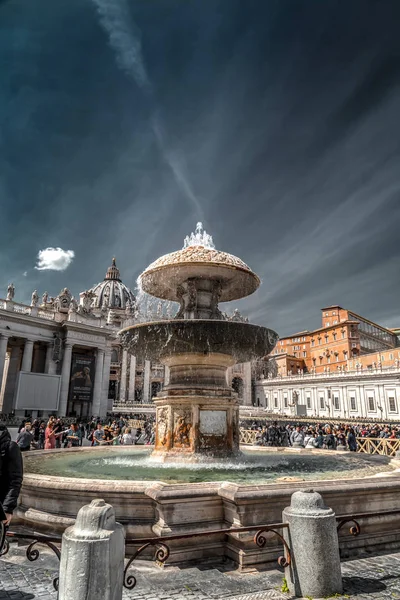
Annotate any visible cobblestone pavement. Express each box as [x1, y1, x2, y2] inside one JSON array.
[[2, 543, 400, 599]]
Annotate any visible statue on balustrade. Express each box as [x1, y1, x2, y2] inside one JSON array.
[[68, 297, 78, 314], [55, 288, 72, 313], [6, 283, 15, 301], [31, 290, 39, 307], [42, 291, 49, 305]]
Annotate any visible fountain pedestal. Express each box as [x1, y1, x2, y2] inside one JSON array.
[[119, 223, 278, 462], [152, 353, 240, 461]]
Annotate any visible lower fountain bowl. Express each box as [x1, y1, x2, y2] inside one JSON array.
[[119, 319, 279, 363]]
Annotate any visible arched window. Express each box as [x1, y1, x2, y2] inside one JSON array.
[[232, 377, 244, 398], [151, 381, 162, 399]]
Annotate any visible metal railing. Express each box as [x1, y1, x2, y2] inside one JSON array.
[[357, 437, 400, 456], [239, 430, 400, 455], [0, 526, 61, 591], [123, 523, 291, 590], [2, 509, 400, 594]]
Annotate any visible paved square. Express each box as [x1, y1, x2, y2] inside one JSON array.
[[2, 543, 400, 599]]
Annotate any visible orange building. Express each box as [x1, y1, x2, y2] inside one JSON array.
[[270, 305, 398, 375]]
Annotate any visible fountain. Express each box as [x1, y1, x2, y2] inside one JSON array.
[[119, 223, 278, 461], [16, 224, 400, 567]]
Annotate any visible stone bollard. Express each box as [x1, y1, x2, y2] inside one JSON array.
[[283, 490, 342, 598], [58, 499, 125, 600]]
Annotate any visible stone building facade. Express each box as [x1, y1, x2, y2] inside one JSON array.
[[254, 366, 400, 421], [0, 260, 251, 418], [255, 305, 400, 421], [270, 305, 398, 375]]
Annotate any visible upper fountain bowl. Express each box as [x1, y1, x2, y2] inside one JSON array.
[[140, 245, 260, 303]]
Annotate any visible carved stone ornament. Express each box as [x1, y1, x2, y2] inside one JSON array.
[[55, 288, 72, 313], [78, 290, 97, 315], [172, 409, 192, 448], [157, 407, 169, 446]]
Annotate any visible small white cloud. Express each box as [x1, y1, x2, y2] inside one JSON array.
[[35, 247, 75, 271], [23, 271, 28, 277]]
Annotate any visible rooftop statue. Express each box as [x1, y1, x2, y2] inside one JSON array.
[[6, 283, 15, 301]]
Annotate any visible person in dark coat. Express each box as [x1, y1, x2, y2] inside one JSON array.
[[0, 424, 23, 525]]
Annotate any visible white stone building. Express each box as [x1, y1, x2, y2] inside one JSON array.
[[0, 259, 251, 419], [254, 366, 400, 421]]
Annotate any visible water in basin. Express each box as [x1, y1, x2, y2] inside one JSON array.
[[26, 448, 392, 484]]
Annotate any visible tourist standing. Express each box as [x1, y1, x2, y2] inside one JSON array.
[[93, 423, 105, 446], [16, 424, 33, 452], [38, 423, 45, 450], [122, 427, 135, 445], [347, 428, 357, 452], [44, 419, 56, 450], [65, 424, 80, 448], [290, 425, 305, 447], [0, 423, 23, 526]]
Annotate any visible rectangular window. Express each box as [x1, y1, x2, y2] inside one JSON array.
[[333, 333, 337, 341], [390, 353, 394, 360], [368, 396, 375, 411], [350, 396, 356, 411], [319, 338, 322, 345], [333, 320, 338, 324], [311, 339, 315, 347], [389, 397, 396, 412], [334, 395, 339, 410], [284, 395, 288, 408], [326, 322, 330, 327], [274, 396, 278, 408], [265, 395, 269, 408], [342, 331, 345, 339], [303, 351, 307, 357], [306, 396, 311, 409], [320, 396, 325, 409]]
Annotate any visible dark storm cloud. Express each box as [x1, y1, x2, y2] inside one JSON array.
[[0, 0, 400, 336]]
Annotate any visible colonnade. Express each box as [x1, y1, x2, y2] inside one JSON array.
[[0, 333, 112, 417], [117, 350, 152, 404]]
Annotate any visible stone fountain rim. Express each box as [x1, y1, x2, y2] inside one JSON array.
[[118, 319, 279, 363], [140, 261, 261, 302], [21, 446, 397, 492]]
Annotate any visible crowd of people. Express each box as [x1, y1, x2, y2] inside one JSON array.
[[13, 414, 400, 453], [15, 415, 156, 451], [244, 419, 400, 451]]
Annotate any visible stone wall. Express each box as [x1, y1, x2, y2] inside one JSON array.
[[14, 448, 400, 569]]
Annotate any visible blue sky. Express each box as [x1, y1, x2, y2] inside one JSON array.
[[1, 0, 400, 335]]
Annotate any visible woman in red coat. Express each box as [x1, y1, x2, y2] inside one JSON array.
[[44, 419, 56, 450]]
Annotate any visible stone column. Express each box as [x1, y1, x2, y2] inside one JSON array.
[[92, 349, 105, 417], [0, 334, 9, 390], [58, 499, 125, 600], [44, 342, 57, 375], [243, 362, 252, 406], [283, 490, 342, 598], [100, 350, 112, 414], [143, 360, 151, 403], [21, 339, 34, 372], [58, 343, 73, 416], [119, 350, 128, 403], [128, 355, 136, 403]]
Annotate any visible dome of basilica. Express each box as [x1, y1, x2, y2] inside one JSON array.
[[84, 258, 136, 310]]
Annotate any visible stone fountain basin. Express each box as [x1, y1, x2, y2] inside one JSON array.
[[15, 446, 400, 568], [119, 320, 278, 362]]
